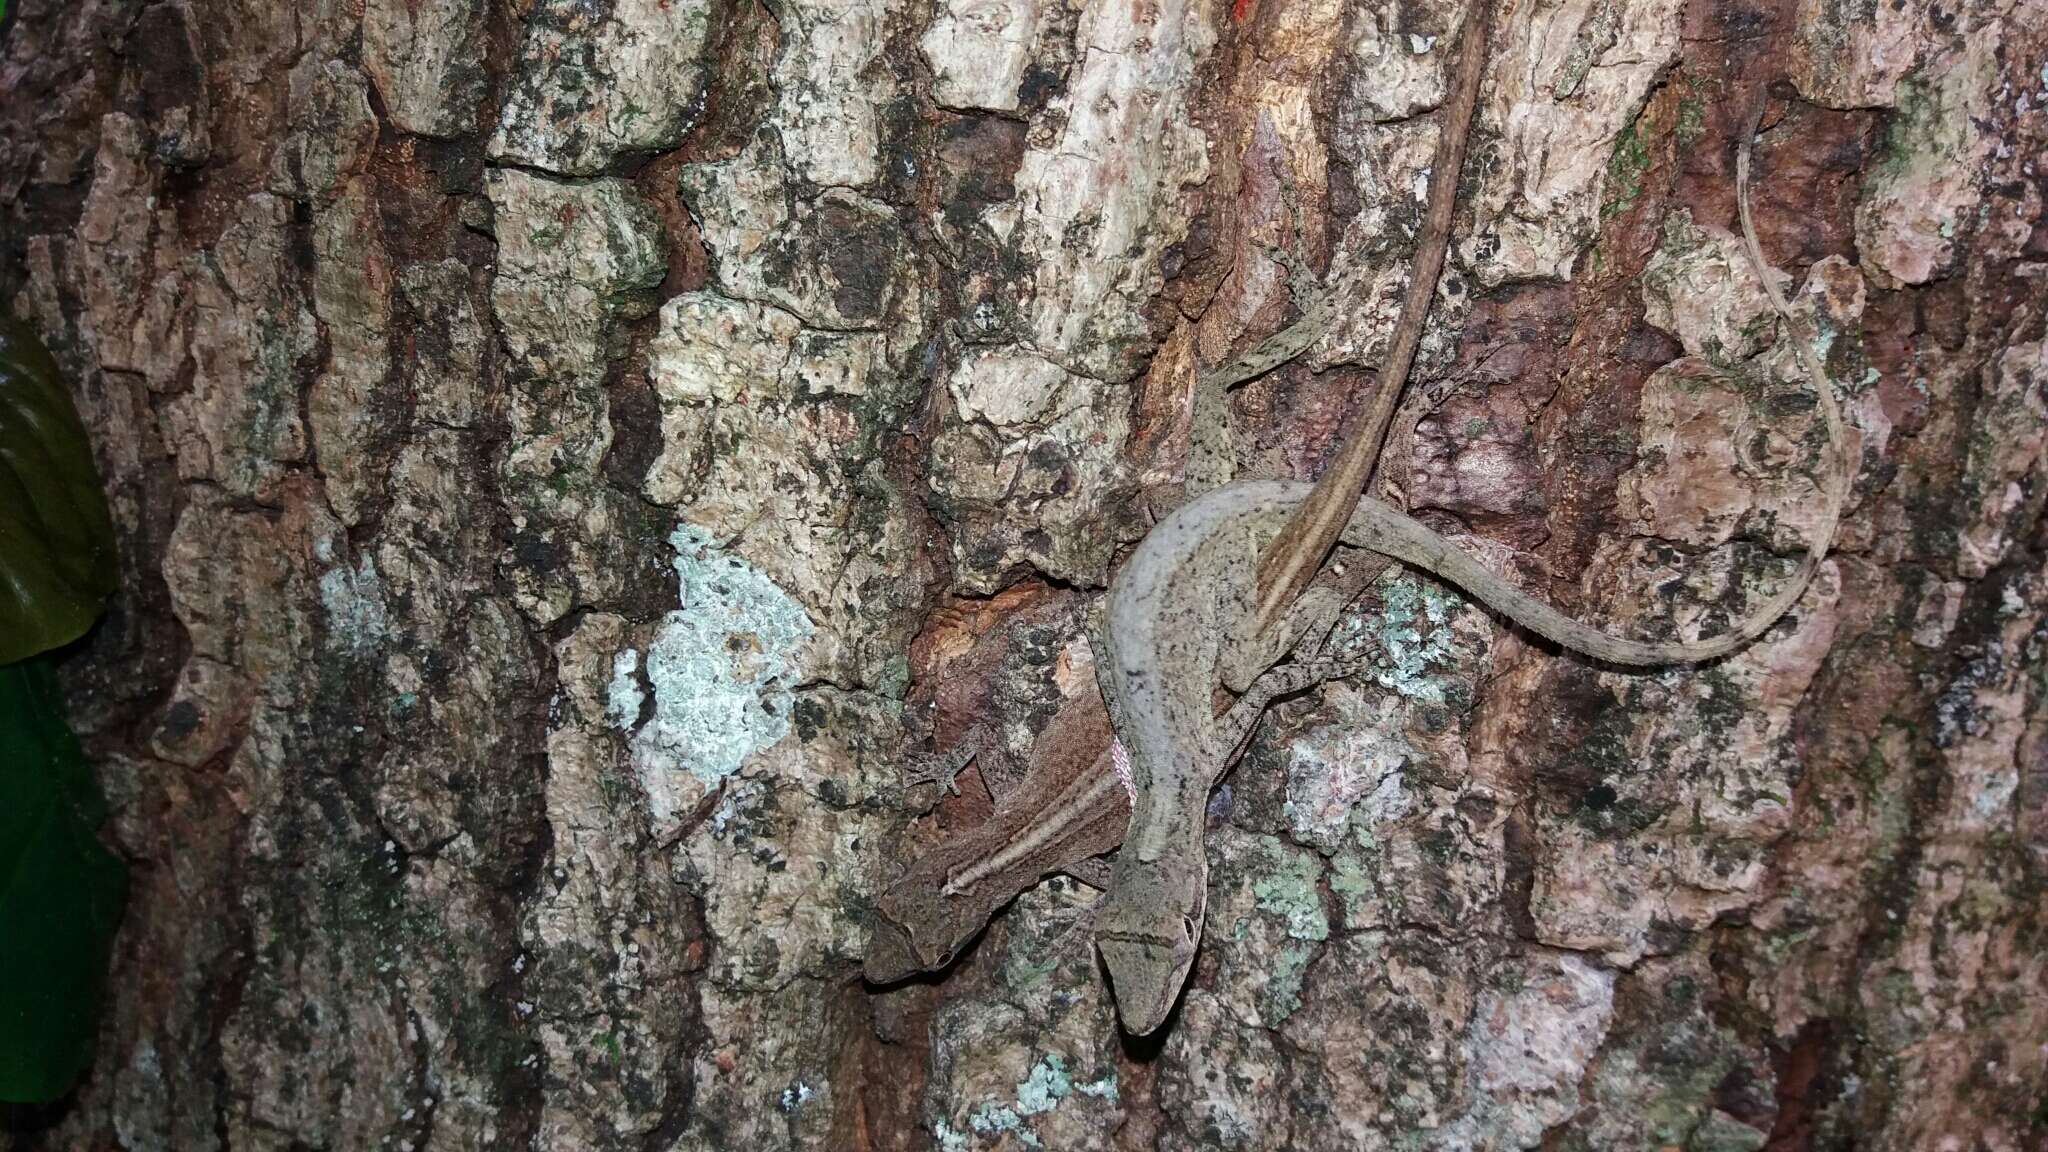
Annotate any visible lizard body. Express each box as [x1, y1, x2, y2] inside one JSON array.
[[868, 446, 1830, 991], [1091, 119, 1853, 1033], [866, 0, 1497, 991], [865, 688, 1124, 983]]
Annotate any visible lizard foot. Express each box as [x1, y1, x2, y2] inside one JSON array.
[[1303, 648, 1375, 686], [902, 742, 977, 799]]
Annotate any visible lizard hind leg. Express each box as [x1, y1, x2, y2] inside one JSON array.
[[1062, 854, 1116, 890], [1220, 550, 1388, 694]]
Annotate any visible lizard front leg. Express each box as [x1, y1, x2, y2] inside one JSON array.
[[1207, 648, 1369, 772], [901, 717, 1036, 808]]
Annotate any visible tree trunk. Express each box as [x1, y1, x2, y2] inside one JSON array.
[[3, 0, 2044, 1148]]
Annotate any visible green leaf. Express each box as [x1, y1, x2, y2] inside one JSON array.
[[0, 657, 126, 1103], [0, 316, 117, 664]]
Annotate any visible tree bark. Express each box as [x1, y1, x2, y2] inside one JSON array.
[[2, 0, 2044, 1149]]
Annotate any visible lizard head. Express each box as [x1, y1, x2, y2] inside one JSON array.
[[1092, 858, 1207, 1036], [863, 869, 978, 983], [862, 917, 935, 984]]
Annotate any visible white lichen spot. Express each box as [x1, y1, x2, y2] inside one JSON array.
[[630, 524, 815, 825], [922, 0, 1049, 112], [1003, 0, 1210, 379], [606, 648, 645, 730], [491, 0, 715, 175], [771, 0, 894, 186], [1854, 49, 1995, 286], [1286, 694, 1414, 852], [968, 1103, 1041, 1148], [1329, 572, 1466, 705], [1409, 32, 1435, 53], [1431, 954, 1616, 1149], [1076, 1072, 1117, 1099], [1968, 765, 2019, 822], [944, 1052, 1111, 1149], [948, 348, 1071, 429], [319, 554, 390, 653], [778, 1080, 816, 1111], [931, 1120, 971, 1152], [1248, 844, 1331, 943]]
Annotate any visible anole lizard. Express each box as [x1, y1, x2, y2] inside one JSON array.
[[866, 0, 1497, 985], [1089, 115, 1853, 1035]]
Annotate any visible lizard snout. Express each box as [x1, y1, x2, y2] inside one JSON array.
[[862, 918, 928, 984], [1095, 921, 1197, 1036]]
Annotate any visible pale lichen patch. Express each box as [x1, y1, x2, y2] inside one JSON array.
[[362, 0, 488, 137], [641, 287, 926, 688], [927, 357, 1138, 591], [1456, 0, 1683, 286], [1340, 4, 1455, 122], [318, 552, 391, 655], [680, 133, 915, 329], [1429, 953, 1616, 1150], [1002, 0, 1213, 381], [771, 0, 898, 187], [1639, 210, 1779, 366], [1284, 696, 1413, 853], [1360, 572, 1472, 704], [920, 884, 1122, 1150], [1952, 337, 2047, 578], [604, 649, 644, 731], [629, 524, 816, 827]]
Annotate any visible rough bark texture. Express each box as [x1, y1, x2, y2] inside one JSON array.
[[3, 0, 2045, 1148]]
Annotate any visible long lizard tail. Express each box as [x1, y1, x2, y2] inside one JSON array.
[[1345, 110, 1852, 668]]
